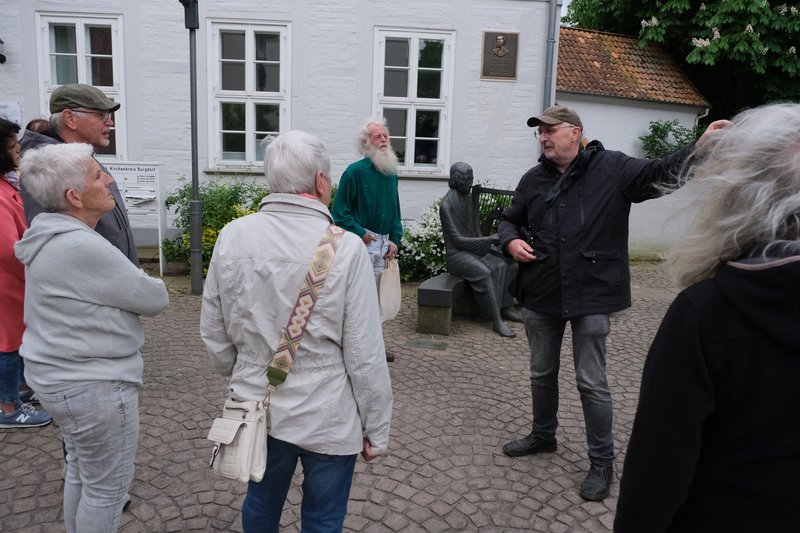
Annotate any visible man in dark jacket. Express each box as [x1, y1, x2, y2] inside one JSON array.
[[498, 105, 725, 501], [20, 83, 138, 265]]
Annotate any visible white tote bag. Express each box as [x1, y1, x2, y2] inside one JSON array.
[[379, 259, 401, 322]]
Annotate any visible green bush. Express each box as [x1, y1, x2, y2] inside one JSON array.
[[639, 119, 705, 159], [162, 178, 269, 272]]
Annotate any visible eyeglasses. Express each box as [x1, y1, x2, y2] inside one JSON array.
[[73, 109, 114, 122], [534, 124, 576, 139]]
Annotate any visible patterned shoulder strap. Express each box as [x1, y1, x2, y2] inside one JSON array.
[[266, 224, 345, 390]]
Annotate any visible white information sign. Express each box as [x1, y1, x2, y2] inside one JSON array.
[[104, 162, 167, 275]]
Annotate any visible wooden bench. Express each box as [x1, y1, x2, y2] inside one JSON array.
[[415, 186, 514, 335]]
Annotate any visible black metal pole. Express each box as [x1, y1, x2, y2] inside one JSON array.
[[179, 0, 203, 294]]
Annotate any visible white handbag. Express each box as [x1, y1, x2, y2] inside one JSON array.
[[207, 225, 345, 482], [207, 398, 268, 483]]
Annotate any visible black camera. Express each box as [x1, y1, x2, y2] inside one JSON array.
[[519, 226, 535, 247]]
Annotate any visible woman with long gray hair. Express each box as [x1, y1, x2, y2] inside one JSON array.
[[615, 103, 800, 531]]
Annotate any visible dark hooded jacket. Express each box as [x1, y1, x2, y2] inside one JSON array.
[[498, 140, 694, 317], [20, 129, 139, 266], [615, 256, 800, 532]]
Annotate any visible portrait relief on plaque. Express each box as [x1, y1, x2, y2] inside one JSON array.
[[481, 31, 519, 80]]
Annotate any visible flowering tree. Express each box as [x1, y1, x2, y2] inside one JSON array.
[[564, 1, 800, 120]]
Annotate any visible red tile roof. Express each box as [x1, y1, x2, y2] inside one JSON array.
[[557, 26, 709, 107]]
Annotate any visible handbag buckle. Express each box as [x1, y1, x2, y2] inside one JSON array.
[[209, 444, 220, 468]]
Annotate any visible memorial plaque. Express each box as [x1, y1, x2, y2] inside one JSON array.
[[481, 31, 518, 80]]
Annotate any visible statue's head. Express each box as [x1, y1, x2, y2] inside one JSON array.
[[449, 162, 473, 194]]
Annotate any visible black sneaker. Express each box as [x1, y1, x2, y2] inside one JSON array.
[[502, 432, 557, 457], [579, 463, 613, 501]]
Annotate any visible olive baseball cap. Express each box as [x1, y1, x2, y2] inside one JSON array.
[[50, 84, 121, 114], [527, 105, 583, 129]]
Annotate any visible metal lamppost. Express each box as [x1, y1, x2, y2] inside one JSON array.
[[178, 0, 203, 295]]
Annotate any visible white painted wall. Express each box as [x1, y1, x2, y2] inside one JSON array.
[[3, 0, 702, 254], [2, 0, 554, 244]]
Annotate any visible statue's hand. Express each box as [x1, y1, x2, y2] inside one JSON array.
[[508, 238, 536, 263]]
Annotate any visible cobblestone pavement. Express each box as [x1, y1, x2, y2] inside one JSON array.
[[0, 263, 678, 532]]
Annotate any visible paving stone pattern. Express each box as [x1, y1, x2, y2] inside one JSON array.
[[0, 263, 678, 532]]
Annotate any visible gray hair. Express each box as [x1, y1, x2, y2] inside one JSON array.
[[355, 116, 389, 156], [20, 143, 94, 212], [668, 103, 800, 288], [263, 130, 330, 194], [49, 112, 64, 133]]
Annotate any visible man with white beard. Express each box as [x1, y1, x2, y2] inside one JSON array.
[[332, 118, 403, 362]]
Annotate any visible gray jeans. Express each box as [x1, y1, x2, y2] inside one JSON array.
[[522, 309, 615, 466], [38, 381, 139, 533]]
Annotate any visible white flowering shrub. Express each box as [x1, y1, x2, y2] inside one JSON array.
[[398, 198, 447, 281]]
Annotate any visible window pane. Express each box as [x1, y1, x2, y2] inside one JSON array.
[[221, 31, 245, 60], [255, 64, 280, 92], [390, 138, 405, 164], [384, 69, 408, 97], [51, 25, 76, 53], [222, 133, 246, 161], [221, 63, 245, 91], [90, 57, 114, 86], [88, 26, 112, 55], [414, 140, 438, 164], [221, 103, 245, 130], [385, 39, 409, 67], [255, 33, 280, 61], [255, 133, 268, 161], [53, 56, 78, 84], [417, 71, 441, 99], [415, 110, 440, 138], [255, 104, 279, 132], [418, 40, 443, 68], [383, 109, 407, 136]]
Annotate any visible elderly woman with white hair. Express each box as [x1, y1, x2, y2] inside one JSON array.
[[15, 142, 169, 533], [615, 103, 800, 532], [201, 130, 392, 532]]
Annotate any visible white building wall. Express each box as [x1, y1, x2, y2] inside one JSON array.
[[0, 0, 705, 255], [556, 92, 707, 255], [3, 0, 553, 243]]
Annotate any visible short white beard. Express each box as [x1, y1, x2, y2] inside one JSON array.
[[365, 145, 399, 176]]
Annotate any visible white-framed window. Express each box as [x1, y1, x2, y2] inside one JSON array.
[[36, 14, 125, 160], [208, 22, 291, 169], [374, 28, 455, 176]]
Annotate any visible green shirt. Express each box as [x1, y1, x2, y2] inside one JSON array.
[[331, 157, 403, 245]]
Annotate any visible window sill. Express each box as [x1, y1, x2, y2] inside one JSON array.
[[204, 166, 265, 176]]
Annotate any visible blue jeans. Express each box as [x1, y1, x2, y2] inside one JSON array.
[[0, 350, 26, 405], [37, 381, 139, 533], [242, 436, 357, 533], [522, 309, 615, 466]]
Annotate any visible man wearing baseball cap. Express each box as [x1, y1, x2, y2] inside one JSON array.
[[498, 104, 730, 501], [21, 84, 138, 265]]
